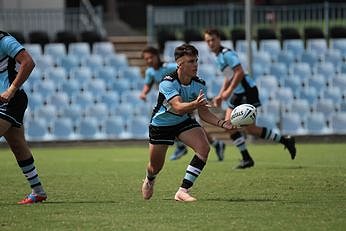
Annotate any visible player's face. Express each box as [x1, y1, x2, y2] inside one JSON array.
[[179, 55, 198, 77], [143, 52, 159, 69], [204, 33, 221, 53]]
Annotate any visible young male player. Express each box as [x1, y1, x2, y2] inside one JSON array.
[[141, 44, 237, 202], [139, 46, 226, 161], [204, 28, 296, 169]]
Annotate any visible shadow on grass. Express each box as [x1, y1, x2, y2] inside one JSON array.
[[0, 200, 118, 206]]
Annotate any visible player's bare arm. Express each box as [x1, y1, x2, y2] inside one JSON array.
[[0, 50, 34, 103], [221, 65, 245, 100], [170, 90, 209, 114]]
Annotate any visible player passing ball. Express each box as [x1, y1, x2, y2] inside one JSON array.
[[141, 44, 237, 202]]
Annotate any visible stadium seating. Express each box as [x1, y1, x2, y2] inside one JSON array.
[[306, 112, 332, 135], [281, 112, 306, 135], [51, 118, 76, 140], [26, 119, 51, 141]]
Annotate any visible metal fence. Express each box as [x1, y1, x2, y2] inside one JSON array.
[[0, 6, 105, 38], [147, 2, 346, 44]]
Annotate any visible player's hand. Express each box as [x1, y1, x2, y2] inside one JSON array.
[[212, 95, 222, 107], [195, 90, 211, 108], [0, 86, 16, 103], [139, 93, 147, 101], [218, 120, 240, 131]]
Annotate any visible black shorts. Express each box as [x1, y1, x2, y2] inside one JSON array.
[[228, 86, 261, 109], [0, 89, 28, 127], [149, 118, 201, 145]]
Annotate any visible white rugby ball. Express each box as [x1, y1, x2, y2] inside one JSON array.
[[230, 104, 257, 127]]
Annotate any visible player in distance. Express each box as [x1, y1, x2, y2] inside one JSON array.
[[204, 28, 296, 169]]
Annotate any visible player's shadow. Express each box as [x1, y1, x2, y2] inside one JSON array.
[[204, 197, 279, 203]]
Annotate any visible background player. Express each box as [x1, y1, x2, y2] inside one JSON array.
[[204, 28, 296, 169]]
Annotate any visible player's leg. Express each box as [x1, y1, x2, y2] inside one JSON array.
[[225, 108, 254, 169], [174, 126, 210, 202], [243, 125, 296, 160], [245, 86, 296, 159], [169, 140, 188, 160], [204, 129, 226, 161], [142, 143, 169, 200], [3, 124, 47, 204]]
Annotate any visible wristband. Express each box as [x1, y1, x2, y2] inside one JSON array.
[[220, 120, 227, 128]]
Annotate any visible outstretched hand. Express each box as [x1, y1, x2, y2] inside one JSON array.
[[195, 90, 211, 108]]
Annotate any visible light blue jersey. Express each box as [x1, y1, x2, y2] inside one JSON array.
[[215, 47, 256, 94], [150, 71, 207, 126], [0, 32, 24, 93], [144, 62, 177, 86]]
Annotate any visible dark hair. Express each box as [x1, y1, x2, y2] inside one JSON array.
[[204, 28, 221, 38], [174, 44, 198, 61], [141, 46, 160, 58]]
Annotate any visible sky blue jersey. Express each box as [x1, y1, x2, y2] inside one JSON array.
[[144, 62, 177, 86], [215, 47, 256, 94], [0, 32, 24, 93], [150, 71, 207, 126]]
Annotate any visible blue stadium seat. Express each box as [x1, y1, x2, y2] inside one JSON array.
[[68, 42, 90, 57], [306, 112, 331, 135], [34, 55, 54, 71], [235, 40, 257, 54], [83, 54, 104, 70], [300, 50, 320, 67], [290, 63, 311, 79], [33, 79, 57, 97], [117, 66, 142, 81], [275, 87, 294, 104], [120, 90, 143, 105], [85, 79, 107, 98], [61, 78, 81, 97], [253, 51, 272, 68], [287, 99, 311, 119], [324, 49, 343, 67], [269, 62, 288, 81], [110, 79, 131, 94], [281, 112, 306, 135], [71, 91, 96, 109], [323, 87, 342, 104], [332, 74, 346, 90], [257, 75, 278, 92], [299, 87, 319, 105], [44, 43, 66, 65], [306, 39, 328, 54], [282, 39, 304, 58], [26, 119, 51, 141], [114, 103, 136, 119], [283, 75, 302, 97], [104, 53, 128, 69], [329, 38, 346, 57], [92, 41, 115, 56], [262, 100, 281, 122], [51, 118, 76, 140], [259, 39, 281, 58], [44, 66, 67, 82], [69, 66, 93, 83], [85, 103, 109, 121], [59, 55, 80, 72], [34, 105, 57, 124], [62, 105, 83, 123], [99, 92, 120, 109], [126, 116, 149, 139], [313, 62, 337, 79], [307, 74, 328, 92], [277, 50, 296, 68], [103, 116, 126, 138], [28, 93, 44, 110], [94, 66, 117, 84], [331, 113, 346, 134], [252, 63, 269, 80], [76, 117, 104, 140], [315, 98, 337, 118], [47, 92, 70, 110]]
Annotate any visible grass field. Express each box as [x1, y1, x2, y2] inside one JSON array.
[[0, 142, 345, 231]]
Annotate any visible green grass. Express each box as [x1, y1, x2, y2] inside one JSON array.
[[0, 143, 345, 231]]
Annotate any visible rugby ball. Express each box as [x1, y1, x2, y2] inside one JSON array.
[[230, 104, 257, 127]]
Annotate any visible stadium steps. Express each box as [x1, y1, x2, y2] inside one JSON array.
[[108, 36, 147, 74]]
